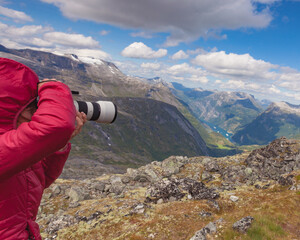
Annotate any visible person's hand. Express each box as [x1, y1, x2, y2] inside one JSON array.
[[70, 111, 87, 140], [58, 111, 87, 152]]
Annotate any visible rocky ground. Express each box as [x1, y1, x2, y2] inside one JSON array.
[[37, 137, 300, 240]]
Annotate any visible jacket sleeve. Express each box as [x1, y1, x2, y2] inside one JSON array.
[[0, 82, 76, 181], [42, 143, 71, 188]]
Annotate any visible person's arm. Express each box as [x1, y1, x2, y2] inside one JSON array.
[[42, 143, 71, 188], [0, 81, 76, 181], [42, 111, 86, 188]]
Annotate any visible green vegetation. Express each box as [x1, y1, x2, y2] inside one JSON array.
[[246, 215, 286, 240], [177, 104, 240, 157], [233, 111, 300, 145]]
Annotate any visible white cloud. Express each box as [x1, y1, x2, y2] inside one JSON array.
[[187, 48, 207, 55], [0, 22, 50, 37], [192, 50, 278, 80], [141, 62, 161, 70], [100, 30, 110, 36], [44, 32, 99, 48], [188, 75, 209, 84], [167, 63, 203, 75], [41, 0, 277, 46], [0, 21, 111, 60], [121, 42, 167, 59], [0, 5, 33, 22], [163, 63, 208, 83], [269, 84, 281, 94], [171, 50, 189, 60]]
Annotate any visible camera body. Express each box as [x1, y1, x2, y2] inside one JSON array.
[[74, 100, 117, 123]]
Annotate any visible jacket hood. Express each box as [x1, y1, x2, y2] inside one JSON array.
[[0, 58, 39, 134]]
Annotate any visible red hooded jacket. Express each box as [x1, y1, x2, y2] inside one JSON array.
[[0, 58, 76, 239]]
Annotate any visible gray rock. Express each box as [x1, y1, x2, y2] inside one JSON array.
[[204, 160, 220, 172], [199, 211, 212, 218], [109, 175, 122, 185], [161, 156, 184, 176], [245, 168, 253, 176], [50, 185, 61, 197], [201, 171, 212, 181], [190, 221, 217, 240], [46, 215, 79, 234], [180, 178, 220, 200], [230, 195, 239, 202], [278, 175, 294, 186], [146, 178, 219, 203], [145, 178, 185, 203], [144, 166, 161, 182], [68, 187, 89, 202], [121, 175, 131, 184], [232, 216, 254, 233], [91, 182, 106, 192], [131, 203, 146, 214]]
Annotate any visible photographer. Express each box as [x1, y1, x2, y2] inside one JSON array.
[[0, 58, 86, 240]]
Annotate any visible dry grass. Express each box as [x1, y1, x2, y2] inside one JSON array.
[[46, 183, 300, 240]]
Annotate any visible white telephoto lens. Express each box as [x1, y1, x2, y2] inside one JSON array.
[[96, 101, 117, 123]]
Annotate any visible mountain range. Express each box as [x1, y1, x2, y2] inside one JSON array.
[[0, 44, 239, 177], [1, 44, 300, 175], [171, 82, 300, 146], [171, 82, 264, 134], [232, 101, 300, 145]]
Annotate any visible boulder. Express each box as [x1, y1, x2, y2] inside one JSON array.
[[145, 178, 219, 203], [190, 221, 217, 240], [68, 187, 89, 202], [232, 216, 254, 233]]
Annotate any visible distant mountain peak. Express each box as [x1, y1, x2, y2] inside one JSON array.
[[268, 101, 300, 116]]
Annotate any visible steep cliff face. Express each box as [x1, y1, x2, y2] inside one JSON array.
[[232, 102, 300, 145]]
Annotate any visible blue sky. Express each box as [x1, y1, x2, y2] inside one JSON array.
[[1, 0, 300, 104]]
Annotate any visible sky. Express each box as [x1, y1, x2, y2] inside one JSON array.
[[1, 0, 300, 104]]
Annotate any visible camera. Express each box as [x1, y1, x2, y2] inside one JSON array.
[[74, 100, 117, 124]]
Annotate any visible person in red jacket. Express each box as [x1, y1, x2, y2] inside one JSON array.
[[0, 58, 86, 239]]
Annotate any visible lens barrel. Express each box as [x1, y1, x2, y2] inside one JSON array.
[[74, 100, 117, 123]]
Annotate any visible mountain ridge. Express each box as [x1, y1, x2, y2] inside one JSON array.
[[232, 101, 300, 145]]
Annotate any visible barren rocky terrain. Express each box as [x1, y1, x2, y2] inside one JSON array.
[[37, 137, 300, 239]]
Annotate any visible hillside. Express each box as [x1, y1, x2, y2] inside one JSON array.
[[0, 45, 241, 177], [64, 97, 209, 178], [232, 102, 300, 145], [0, 45, 237, 157], [37, 137, 300, 239], [171, 83, 264, 134]]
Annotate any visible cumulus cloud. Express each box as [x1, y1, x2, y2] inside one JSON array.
[[0, 22, 50, 37], [44, 32, 99, 48], [163, 63, 208, 83], [41, 0, 277, 46], [192, 51, 278, 80], [121, 42, 167, 59], [0, 5, 33, 22], [141, 62, 161, 70], [0, 21, 111, 60], [171, 50, 189, 60]]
